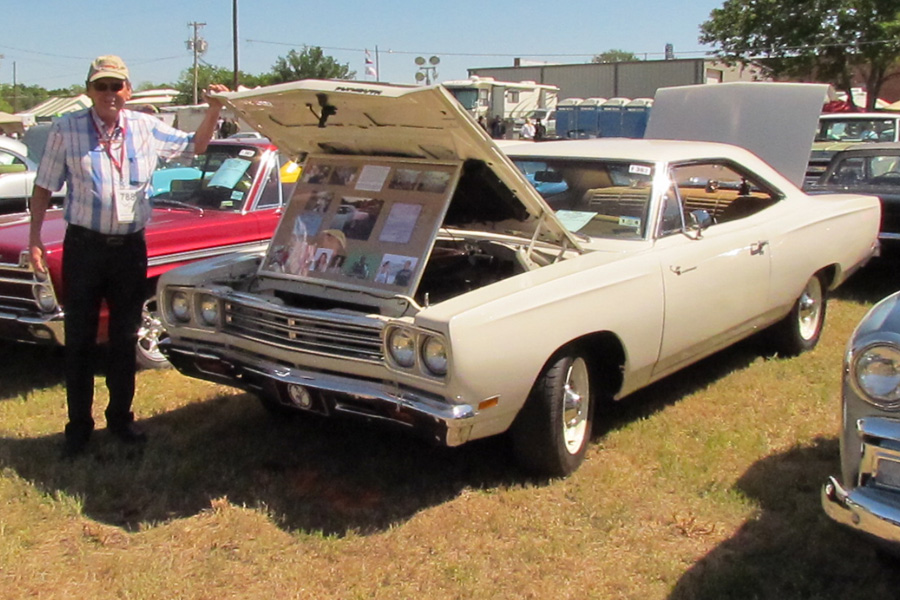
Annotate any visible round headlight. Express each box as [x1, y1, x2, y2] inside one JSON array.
[[855, 344, 900, 408], [199, 295, 219, 326], [33, 284, 57, 312], [170, 291, 191, 323], [388, 328, 416, 368], [421, 336, 448, 376]]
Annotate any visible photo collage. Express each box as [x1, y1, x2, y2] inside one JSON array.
[[262, 157, 459, 293]]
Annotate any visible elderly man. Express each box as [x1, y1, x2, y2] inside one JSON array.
[[28, 55, 228, 456]]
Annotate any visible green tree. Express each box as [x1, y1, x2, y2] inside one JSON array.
[[592, 49, 641, 63], [269, 46, 356, 84], [172, 63, 268, 105], [700, 0, 900, 110]]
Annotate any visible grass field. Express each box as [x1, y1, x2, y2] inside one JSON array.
[[2, 258, 900, 599]]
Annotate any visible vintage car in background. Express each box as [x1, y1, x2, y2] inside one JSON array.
[[157, 80, 879, 477], [806, 142, 900, 252], [0, 138, 298, 368], [823, 291, 900, 556], [805, 113, 900, 186], [0, 135, 65, 214]]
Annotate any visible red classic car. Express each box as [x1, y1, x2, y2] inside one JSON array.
[[0, 138, 297, 367]]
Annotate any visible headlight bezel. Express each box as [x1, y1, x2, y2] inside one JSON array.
[[384, 324, 451, 381], [851, 342, 900, 411]]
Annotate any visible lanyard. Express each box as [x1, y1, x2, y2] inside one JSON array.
[[92, 116, 127, 178]]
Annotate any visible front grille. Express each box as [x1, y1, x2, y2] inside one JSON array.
[[223, 300, 384, 362], [0, 253, 54, 315]]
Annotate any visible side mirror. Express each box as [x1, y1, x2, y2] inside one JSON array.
[[688, 209, 712, 236]]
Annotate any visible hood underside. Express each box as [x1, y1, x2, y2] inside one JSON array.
[[213, 80, 580, 248]]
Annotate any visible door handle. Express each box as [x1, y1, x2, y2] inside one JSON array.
[[750, 240, 768, 255]]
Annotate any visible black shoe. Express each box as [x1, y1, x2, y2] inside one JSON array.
[[108, 422, 147, 444]]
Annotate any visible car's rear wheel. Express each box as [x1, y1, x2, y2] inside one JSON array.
[[136, 297, 171, 369], [511, 351, 593, 477], [769, 274, 826, 356]]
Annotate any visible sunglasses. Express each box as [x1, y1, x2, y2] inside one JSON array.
[[92, 81, 125, 92]]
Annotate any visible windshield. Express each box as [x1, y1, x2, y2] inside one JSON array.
[[447, 89, 479, 111], [149, 144, 264, 211], [825, 153, 900, 186], [513, 158, 654, 240], [815, 118, 896, 143]]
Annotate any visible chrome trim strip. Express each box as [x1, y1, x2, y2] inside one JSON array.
[[148, 240, 269, 267]]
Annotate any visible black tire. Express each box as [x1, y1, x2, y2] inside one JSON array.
[[768, 274, 827, 356], [511, 351, 593, 477], [135, 297, 172, 370]]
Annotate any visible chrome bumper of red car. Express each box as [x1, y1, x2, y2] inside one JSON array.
[[0, 311, 65, 345]]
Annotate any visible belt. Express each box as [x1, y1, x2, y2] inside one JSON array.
[[66, 224, 144, 246]]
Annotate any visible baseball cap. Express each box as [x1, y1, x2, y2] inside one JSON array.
[[86, 55, 129, 83]]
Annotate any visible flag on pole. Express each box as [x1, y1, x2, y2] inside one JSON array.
[[365, 49, 377, 79]]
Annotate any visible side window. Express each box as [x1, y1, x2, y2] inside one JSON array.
[[254, 164, 281, 209], [0, 149, 26, 173], [671, 162, 779, 225]]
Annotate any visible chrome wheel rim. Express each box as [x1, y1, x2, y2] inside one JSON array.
[[562, 357, 590, 454], [137, 299, 167, 364], [798, 277, 823, 341]]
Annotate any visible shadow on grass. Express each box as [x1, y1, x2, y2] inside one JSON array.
[[667, 438, 900, 600], [833, 253, 900, 305], [0, 389, 537, 535], [0, 342, 65, 399]]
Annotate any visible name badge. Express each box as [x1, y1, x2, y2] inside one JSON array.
[[114, 186, 142, 224]]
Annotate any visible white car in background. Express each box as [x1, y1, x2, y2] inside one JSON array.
[[156, 80, 880, 477], [0, 132, 64, 214]]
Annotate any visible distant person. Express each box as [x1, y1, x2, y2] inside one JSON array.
[[520, 118, 536, 140], [490, 116, 506, 139], [534, 118, 546, 141], [28, 54, 229, 457]]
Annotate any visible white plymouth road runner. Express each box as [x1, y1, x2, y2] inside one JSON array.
[[157, 80, 880, 476]]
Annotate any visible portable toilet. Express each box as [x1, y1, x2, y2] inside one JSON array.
[[574, 97, 606, 138], [555, 98, 583, 139], [598, 97, 629, 138], [622, 98, 654, 138]]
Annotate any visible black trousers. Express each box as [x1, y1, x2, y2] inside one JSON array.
[[62, 224, 147, 442]]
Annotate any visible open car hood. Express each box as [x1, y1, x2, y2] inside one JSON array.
[[214, 80, 581, 249]]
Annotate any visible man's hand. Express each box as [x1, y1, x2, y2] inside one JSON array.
[[203, 84, 230, 108], [29, 238, 46, 274]]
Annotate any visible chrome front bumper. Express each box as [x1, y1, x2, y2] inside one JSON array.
[[822, 476, 900, 552], [822, 416, 900, 553], [0, 310, 65, 345], [162, 341, 477, 447]]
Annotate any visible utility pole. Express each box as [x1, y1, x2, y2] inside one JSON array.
[[186, 22, 208, 104], [232, 0, 239, 90]]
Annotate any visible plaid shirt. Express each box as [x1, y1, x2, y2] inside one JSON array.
[[35, 108, 194, 234]]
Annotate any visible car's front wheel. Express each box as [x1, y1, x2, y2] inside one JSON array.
[[136, 297, 171, 369], [511, 351, 593, 477], [769, 274, 827, 356]]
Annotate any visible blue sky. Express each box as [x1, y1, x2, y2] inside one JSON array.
[[2, 0, 723, 90]]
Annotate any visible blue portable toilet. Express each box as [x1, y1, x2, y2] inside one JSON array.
[[622, 98, 654, 138], [555, 98, 583, 139], [573, 97, 606, 138], [598, 98, 629, 138]]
